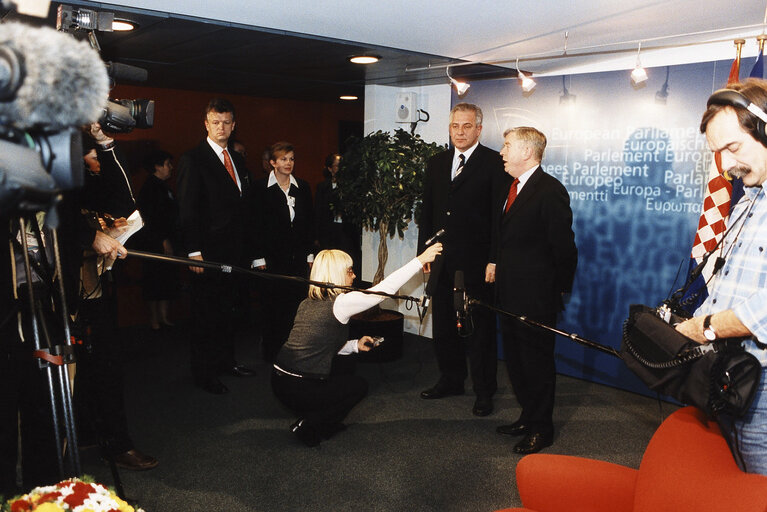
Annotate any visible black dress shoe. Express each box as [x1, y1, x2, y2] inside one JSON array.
[[513, 432, 553, 454], [291, 419, 321, 447], [111, 449, 159, 471], [472, 397, 493, 416], [420, 383, 464, 399], [229, 365, 256, 377], [200, 377, 229, 395], [496, 421, 528, 436]]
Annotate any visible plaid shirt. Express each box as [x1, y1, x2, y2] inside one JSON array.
[[696, 183, 767, 365]]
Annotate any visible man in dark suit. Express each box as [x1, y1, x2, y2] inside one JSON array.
[[176, 98, 255, 395], [417, 103, 508, 416], [493, 126, 577, 454]]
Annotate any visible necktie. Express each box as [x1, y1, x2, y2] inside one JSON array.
[[504, 179, 518, 213], [222, 149, 237, 185], [454, 153, 465, 180]]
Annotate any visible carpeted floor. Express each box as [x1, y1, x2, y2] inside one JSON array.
[[76, 322, 677, 512]]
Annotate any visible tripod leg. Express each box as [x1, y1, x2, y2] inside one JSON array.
[[18, 216, 66, 478], [50, 229, 81, 476], [99, 440, 126, 499]]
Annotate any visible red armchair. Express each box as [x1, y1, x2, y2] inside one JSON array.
[[496, 406, 767, 512]]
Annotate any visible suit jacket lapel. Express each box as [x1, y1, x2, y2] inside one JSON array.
[[204, 142, 240, 194], [503, 167, 543, 220], [434, 149, 454, 195], [268, 182, 291, 226], [232, 150, 249, 192], [451, 145, 482, 189]]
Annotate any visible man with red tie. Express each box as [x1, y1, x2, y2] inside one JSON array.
[[493, 126, 577, 454], [177, 98, 255, 394]]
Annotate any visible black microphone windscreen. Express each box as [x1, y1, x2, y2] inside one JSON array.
[[106, 61, 148, 83], [0, 22, 109, 129]]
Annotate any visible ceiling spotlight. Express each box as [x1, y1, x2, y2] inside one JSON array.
[[452, 80, 470, 95], [349, 55, 380, 64], [631, 42, 648, 85], [446, 67, 470, 96], [631, 66, 648, 84], [518, 71, 536, 92], [112, 19, 138, 31], [339, 95, 359, 101], [516, 58, 536, 92]]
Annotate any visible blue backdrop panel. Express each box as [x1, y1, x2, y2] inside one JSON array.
[[457, 59, 736, 395]]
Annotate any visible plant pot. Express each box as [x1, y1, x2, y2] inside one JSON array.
[[349, 307, 404, 363]]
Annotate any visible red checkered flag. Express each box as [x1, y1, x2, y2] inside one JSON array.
[[690, 152, 732, 262]]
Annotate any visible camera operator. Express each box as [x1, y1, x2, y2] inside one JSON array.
[[0, 124, 139, 494], [70, 123, 157, 471]]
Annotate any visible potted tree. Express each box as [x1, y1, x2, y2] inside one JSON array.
[[336, 128, 445, 361]]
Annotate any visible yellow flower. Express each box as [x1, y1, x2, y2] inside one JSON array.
[[115, 496, 135, 512], [34, 504, 64, 512]]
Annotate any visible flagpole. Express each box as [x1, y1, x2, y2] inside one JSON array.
[[728, 39, 745, 85]]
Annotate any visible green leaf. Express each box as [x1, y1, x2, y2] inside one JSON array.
[[337, 129, 446, 277]]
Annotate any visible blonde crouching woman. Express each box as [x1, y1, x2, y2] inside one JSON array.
[[271, 243, 443, 446]]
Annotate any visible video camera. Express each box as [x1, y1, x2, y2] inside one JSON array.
[[0, 3, 156, 215], [57, 4, 155, 134], [100, 98, 155, 133]]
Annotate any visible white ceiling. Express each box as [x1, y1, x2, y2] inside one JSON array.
[[100, 0, 767, 76]]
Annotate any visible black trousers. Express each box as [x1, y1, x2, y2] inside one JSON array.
[[74, 294, 134, 455], [430, 276, 497, 398], [271, 364, 368, 434], [499, 314, 556, 435], [189, 273, 240, 383]]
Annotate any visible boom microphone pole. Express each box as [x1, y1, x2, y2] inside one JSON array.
[[464, 295, 620, 358], [125, 249, 425, 304], [131, 248, 618, 357]]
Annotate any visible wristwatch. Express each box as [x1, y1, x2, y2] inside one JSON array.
[[703, 314, 717, 342]]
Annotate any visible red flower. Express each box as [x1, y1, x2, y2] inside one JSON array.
[[36, 491, 61, 503], [62, 481, 93, 507], [10, 499, 32, 512]]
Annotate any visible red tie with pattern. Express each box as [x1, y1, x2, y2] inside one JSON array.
[[222, 149, 237, 185], [504, 179, 518, 213]]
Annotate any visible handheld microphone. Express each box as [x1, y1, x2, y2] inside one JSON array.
[[454, 270, 467, 330], [0, 22, 109, 129], [424, 228, 446, 247]]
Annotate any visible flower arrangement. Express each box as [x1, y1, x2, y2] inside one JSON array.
[[3, 477, 144, 512]]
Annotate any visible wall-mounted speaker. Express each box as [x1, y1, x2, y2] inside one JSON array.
[[395, 92, 417, 123]]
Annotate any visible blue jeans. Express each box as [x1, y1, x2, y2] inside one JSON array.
[[726, 367, 767, 475]]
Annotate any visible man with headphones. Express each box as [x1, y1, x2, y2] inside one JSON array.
[[676, 78, 767, 476]]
